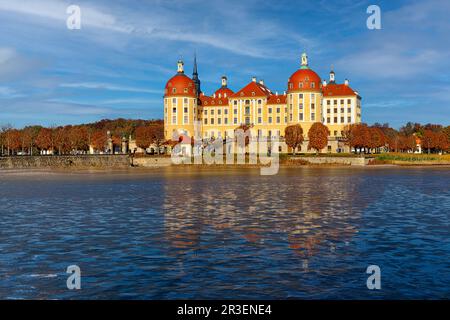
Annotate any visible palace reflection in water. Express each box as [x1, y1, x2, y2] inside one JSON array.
[[0, 167, 449, 299]]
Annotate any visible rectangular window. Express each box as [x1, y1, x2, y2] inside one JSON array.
[[258, 117, 262, 124], [334, 108, 338, 113], [276, 116, 280, 123], [218, 118, 221, 125], [224, 118, 228, 124], [172, 107, 176, 113], [311, 113, 315, 121], [299, 103, 303, 110], [334, 117, 338, 123], [327, 117, 330, 123], [334, 130, 338, 136], [258, 108, 262, 114], [348, 117, 351, 123], [327, 100, 331, 105], [172, 98, 177, 105], [234, 118, 237, 124], [218, 109, 222, 115], [268, 108, 272, 113], [172, 116, 176, 124], [348, 108, 351, 113], [204, 109, 208, 115], [299, 113, 303, 121], [184, 115, 188, 123], [224, 109, 228, 115], [211, 109, 214, 115], [341, 117, 344, 123], [311, 103, 315, 110], [341, 108, 344, 113], [211, 118, 214, 125], [340, 99, 344, 104], [268, 117, 273, 124], [204, 118, 208, 124], [276, 107, 280, 113], [347, 99, 351, 104], [234, 108, 237, 115], [299, 93, 303, 99], [184, 107, 188, 113]]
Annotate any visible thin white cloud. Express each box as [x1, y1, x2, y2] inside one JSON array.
[[59, 82, 162, 94], [0, 0, 315, 59]]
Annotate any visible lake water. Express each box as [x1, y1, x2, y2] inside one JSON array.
[[0, 167, 449, 299]]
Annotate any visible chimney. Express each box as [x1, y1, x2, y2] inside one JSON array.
[[259, 79, 264, 85], [213, 93, 216, 98], [221, 76, 227, 87], [329, 70, 335, 83], [224, 93, 227, 98], [283, 91, 286, 95], [323, 80, 327, 86], [252, 76, 257, 83], [219, 93, 222, 98], [275, 91, 278, 95], [344, 79, 349, 86]]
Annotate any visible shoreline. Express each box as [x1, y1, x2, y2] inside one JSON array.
[[1, 154, 450, 171]]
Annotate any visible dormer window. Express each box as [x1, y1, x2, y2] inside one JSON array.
[[172, 88, 177, 94], [184, 88, 188, 93], [311, 82, 315, 88]]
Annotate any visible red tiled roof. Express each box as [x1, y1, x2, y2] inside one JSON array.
[[199, 94, 229, 107], [231, 81, 272, 98], [164, 73, 197, 97], [267, 94, 287, 104], [214, 87, 234, 98], [322, 83, 357, 97], [288, 68, 321, 92]]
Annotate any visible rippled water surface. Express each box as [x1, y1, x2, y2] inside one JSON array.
[[0, 167, 449, 299]]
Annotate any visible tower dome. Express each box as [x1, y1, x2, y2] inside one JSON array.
[[287, 52, 321, 92], [164, 60, 197, 97]]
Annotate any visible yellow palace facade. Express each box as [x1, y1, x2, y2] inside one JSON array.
[[163, 53, 361, 153]]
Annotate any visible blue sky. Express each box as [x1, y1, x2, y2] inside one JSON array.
[[0, 0, 449, 128]]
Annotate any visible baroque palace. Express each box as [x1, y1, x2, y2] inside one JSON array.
[[163, 53, 361, 153]]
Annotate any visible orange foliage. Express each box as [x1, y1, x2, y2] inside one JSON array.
[[307, 122, 329, 153]]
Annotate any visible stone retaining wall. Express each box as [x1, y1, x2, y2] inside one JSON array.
[[0, 155, 130, 169], [291, 156, 369, 166]]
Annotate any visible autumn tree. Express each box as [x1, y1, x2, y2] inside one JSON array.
[[53, 127, 70, 155], [397, 135, 416, 153], [367, 127, 386, 153], [7, 129, 21, 154], [0, 124, 13, 155], [135, 126, 153, 151], [149, 122, 165, 153], [36, 128, 53, 153], [435, 132, 449, 153], [421, 130, 436, 154], [284, 124, 304, 155], [308, 122, 329, 154], [91, 130, 107, 152], [343, 123, 370, 153]]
